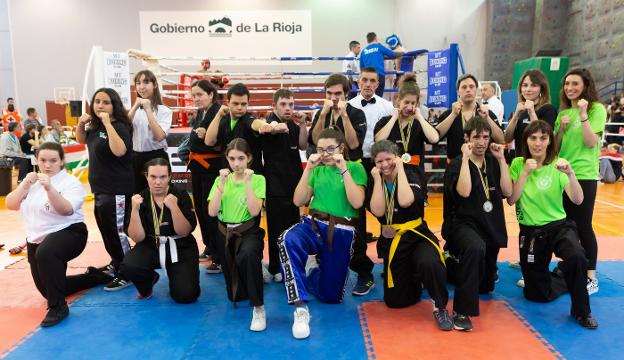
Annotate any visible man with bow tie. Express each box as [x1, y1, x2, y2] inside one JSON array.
[[349, 67, 394, 173]]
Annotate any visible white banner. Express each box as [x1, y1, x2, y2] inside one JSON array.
[[102, 51, 131, 108], [139, 11, 312, 65]]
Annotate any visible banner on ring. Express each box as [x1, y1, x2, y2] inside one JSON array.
[[426, 48, 451, 108], [139, 11, 312, 65]]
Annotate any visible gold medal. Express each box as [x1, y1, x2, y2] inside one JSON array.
[[483, 200, 493, 213], [381, 226, 397, 238], [401, 153, 411, 163]]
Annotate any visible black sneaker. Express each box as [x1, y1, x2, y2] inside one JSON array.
[[137, 272, 160, 300], [41, 303, 69, 327], [104, 277, 131, 292], [97, 264, 116, 276], [86, 266, 113, 285], [433, 309, 453, 331], [577, 314, 598, 329], [352, 275, 375, 296], [205, 262, 222, 274], [453, 312, 473, 331]]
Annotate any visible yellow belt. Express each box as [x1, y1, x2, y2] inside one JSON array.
[[386, 218, 446, 288]]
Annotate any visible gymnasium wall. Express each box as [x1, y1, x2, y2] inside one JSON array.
[[7, 0, 487, 119]]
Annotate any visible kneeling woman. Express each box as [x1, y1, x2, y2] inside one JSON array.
[[279, 128, 367, 339], [208, 138, 267, 332], [6, 142, 113, 327], [507, 120, 597, 329], [121, 158, 200, 303], [369, 140, 451, 331]]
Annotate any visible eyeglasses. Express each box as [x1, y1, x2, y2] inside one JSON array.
[[317, 146, 338, 154]]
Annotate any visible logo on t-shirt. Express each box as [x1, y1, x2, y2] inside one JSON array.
[[571, 118, 581, 129], [99, 131, 108, 139], [536, 175, 553, 190]]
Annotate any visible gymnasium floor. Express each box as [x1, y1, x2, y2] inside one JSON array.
[[0, 181, 622, 359]]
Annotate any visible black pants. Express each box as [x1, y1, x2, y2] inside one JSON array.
[[221, 227, 264, 307], [94, 193, 131, 270], [563, 179, 597, 270], [350, 158, 375, 279], [445, 223, 499, 316], [377, 225, 448, 309], [132, 149, 169, 194], [265, 196, 300, 274], [27, 223, 104, 308], [189, 160, 220, 262], [519, 220, 590, 317], [10, 157, 30, 182], [375, 74, 386, 97], [120, 237, 200, 303]]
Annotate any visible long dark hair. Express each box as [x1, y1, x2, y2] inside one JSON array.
[[191, 79, 218, 109], [134, 70, 163, 109], [517, 69, 551, 109], [318, 127, 349, 160], [521, 120, 557, 165], [89, 88, 131, 130], [560, 68, 600, 110]]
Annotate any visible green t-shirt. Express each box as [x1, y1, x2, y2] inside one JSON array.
[[509, 157, 570, 226], [554, 102, 606, 180], [308, 161, 367, 218], [208, 174, 266, 223]]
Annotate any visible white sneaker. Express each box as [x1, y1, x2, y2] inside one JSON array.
[[273, 272, 283, 283], [292, 307, 310, 339], [250, 306, 266, 332], [587, 278, 599, 295], [517, 277, 525, 288], [262, 264, 273, 284]]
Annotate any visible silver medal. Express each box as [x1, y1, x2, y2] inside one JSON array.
[[483, 200, 493, 213], [401, 153, 411, 163]]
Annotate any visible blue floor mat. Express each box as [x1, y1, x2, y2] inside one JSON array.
[[6, 262, 624, 359]]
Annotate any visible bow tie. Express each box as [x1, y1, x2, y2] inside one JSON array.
[[361, 97, 376, 107]]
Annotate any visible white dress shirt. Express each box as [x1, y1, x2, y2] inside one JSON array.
[[20, 170, 86, 244], [348, 94, 394, 158], [132, 105, 173, 152], [342, 51, 360, 81], [483, 96, 505, 124]]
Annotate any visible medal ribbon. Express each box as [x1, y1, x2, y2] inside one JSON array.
[[383, 179, 397, 225], [150, 186, 169, 243], [397, 118, 413, 154], [471, 159, 490, 201]]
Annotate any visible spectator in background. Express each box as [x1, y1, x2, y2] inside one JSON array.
[[0, 121, 30, 182], [2, 98, 21, 131], [481, 83, 505, 125], [606, 97, 623, 145], [48, 120, 64, 143], [600, 143, 622, 183], [343, 40, 361, 99], [23, 108, 44, 129], [360, 32, 404, 97], [20, 124, 38, 173]]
